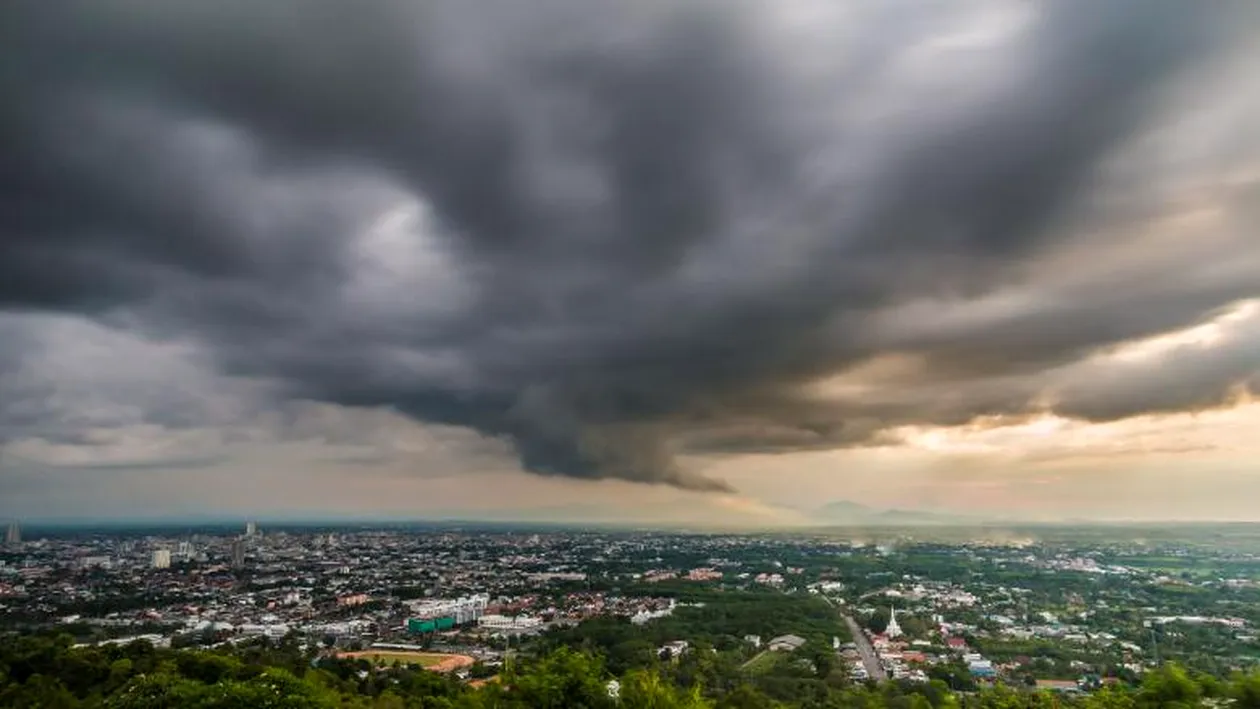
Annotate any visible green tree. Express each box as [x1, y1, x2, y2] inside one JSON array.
[[0, 673, 80, 709], [1136, 664, 1201, 709], [621, 670, 714, 709], [102, 673, 206, 709], [716, 684, 780, 709], [1082, 686, 1136, 709], [505, 648, 613, 709], [1231, 670, 1260, 709]]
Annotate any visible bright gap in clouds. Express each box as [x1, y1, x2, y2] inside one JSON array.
[[889, 299, 1260, 459]]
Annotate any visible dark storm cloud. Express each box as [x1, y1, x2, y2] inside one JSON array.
[[1, 0, 1257, 489]]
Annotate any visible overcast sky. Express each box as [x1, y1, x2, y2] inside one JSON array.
[[2, 0, 1259, 525]]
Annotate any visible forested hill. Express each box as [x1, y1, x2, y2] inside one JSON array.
[[3, 634, 1260, 708]]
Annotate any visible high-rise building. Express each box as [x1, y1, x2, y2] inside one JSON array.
[[151, 549, 172, 569], [244, 521, 257, 538], [4, 521, 19, 546], [230, 539, 246, 569], [177, 541, 194, 559]]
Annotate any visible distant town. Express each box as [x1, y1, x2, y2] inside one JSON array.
[[4, 520, 1259, 699]]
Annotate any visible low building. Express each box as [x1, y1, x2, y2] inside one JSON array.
[[768, 634, 807, 652], [968, 659, 996, 679], [407, 595, 489, 625], [659, 640, 690, 659], [1035, 680, 1081, 693], [478, 614, 543, 634]]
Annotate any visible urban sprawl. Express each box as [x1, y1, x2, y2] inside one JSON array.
[[3, 522, 1259, 695]]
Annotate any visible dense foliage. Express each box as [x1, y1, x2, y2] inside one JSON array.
[[5, 634, 1260, 709], [539, 590, 847, 675]]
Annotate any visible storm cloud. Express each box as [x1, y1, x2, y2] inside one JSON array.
[[2, 0, 1258, 491]]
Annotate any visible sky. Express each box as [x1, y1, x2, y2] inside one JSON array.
[[1, 0, 1259, 526]]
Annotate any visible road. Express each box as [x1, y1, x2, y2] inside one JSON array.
[[843, 614, 887, 681], [817, 595, 887, 681]]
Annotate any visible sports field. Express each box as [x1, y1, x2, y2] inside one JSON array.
[[338, 650, 474, 672]]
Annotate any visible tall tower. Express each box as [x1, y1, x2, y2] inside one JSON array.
[[231, 539, 246, 569], [244, 521, 257, 538], [4, 521, 20, 546], [885, 606, 903, 639]]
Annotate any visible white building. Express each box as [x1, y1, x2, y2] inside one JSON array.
[[659, 640, 690, 659], [407, 595, 489, 624], [151, 549, 172, 569], [630, 603, 675, 625], [630, 610, 656, 625], [478, 614, 543, 634], [79, 634, 170, 649]]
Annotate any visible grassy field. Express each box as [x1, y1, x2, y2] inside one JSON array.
[[340, 650, 449, 667]]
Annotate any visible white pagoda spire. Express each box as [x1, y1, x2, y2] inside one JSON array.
[[885, 606, 903, 639]]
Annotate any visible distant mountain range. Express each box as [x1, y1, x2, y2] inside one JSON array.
[[808, 500, 978, 526]]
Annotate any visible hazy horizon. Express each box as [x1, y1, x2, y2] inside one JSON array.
[[11, 497, 1260, 529]]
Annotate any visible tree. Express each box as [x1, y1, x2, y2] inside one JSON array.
[[505, 648, 614, 709], [102, 673, 205, 709], [102, 658, 136, 694], [716, 684, 780, 709], [868, 609, 891, 635], [1082, 686, 1136, 709], [621, 671, 713, 709], [176, 651, 244, 684], [809, 645, 836, 680], [1231, 670, 1260, 709], [1, 674, 80, 709], [1136, 664, 1201, 709]]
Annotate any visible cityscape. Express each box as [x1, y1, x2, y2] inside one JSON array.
[[4, 520, 1260, 706]]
